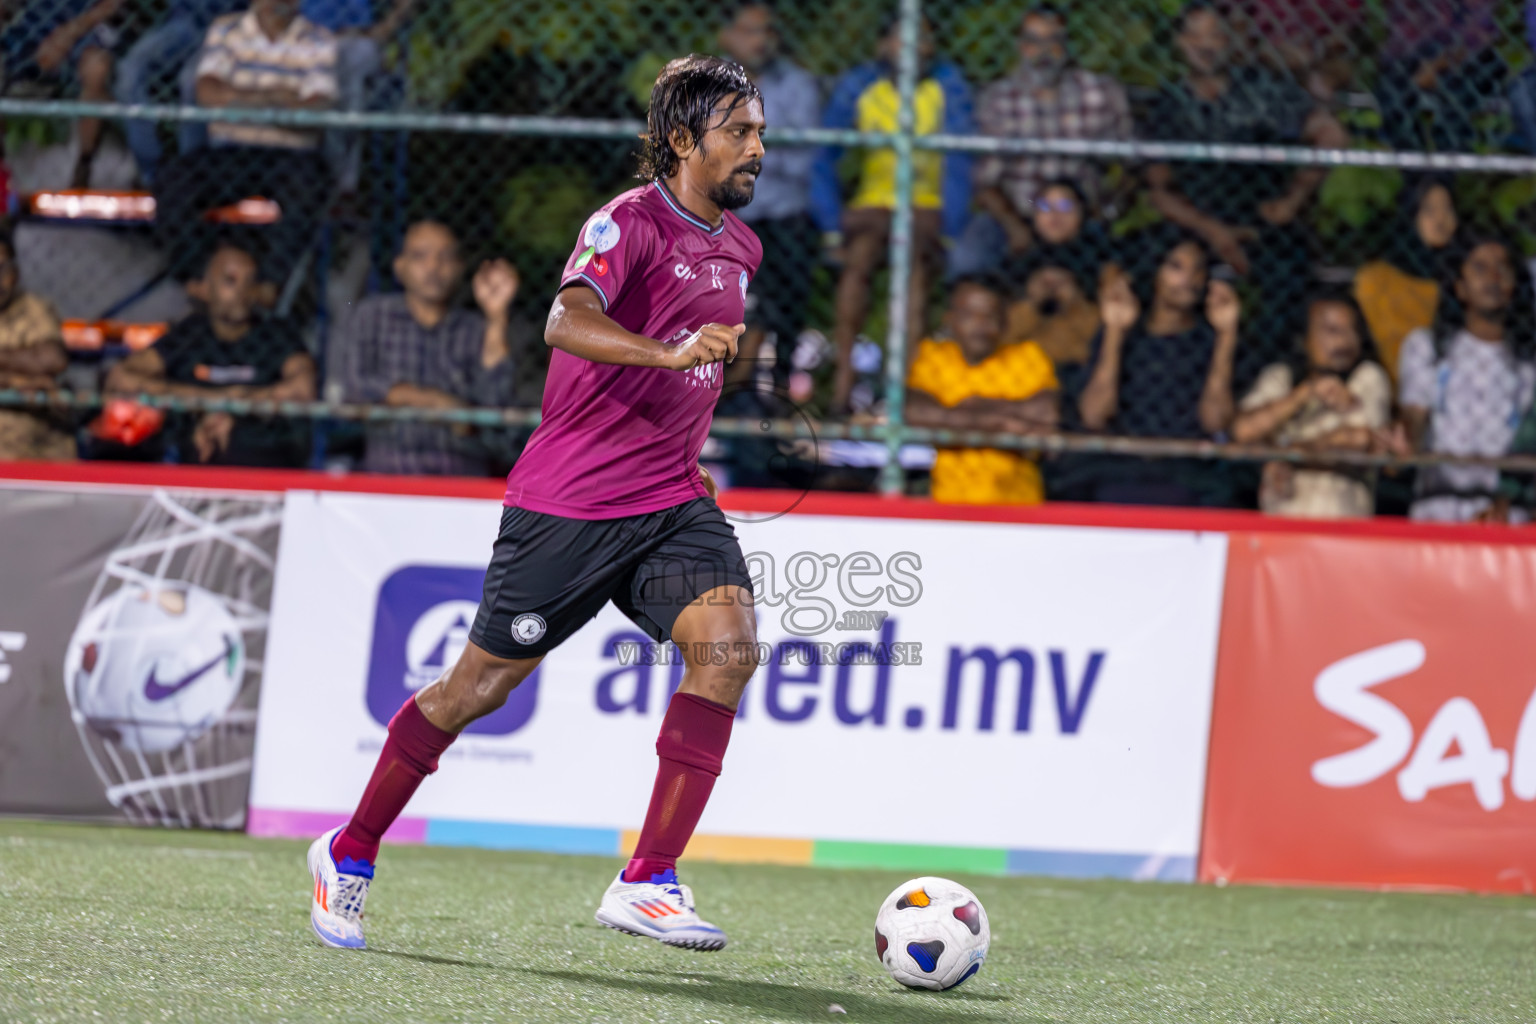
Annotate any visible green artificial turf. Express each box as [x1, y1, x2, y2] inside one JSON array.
[[1, 818, 1533, 1023]]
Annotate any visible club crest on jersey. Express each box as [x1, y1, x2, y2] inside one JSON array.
[[510, 613, 546, 644], [584, 213, 621, 254], [739, 271, 748, 303]]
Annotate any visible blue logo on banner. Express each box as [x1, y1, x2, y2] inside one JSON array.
[[365, 565, 540, 735]]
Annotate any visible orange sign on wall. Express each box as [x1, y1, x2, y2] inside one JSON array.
[[1201, 531, 1536, 893]]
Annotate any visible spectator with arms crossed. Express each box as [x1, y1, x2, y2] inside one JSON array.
[[1145, 2, 1348, 362], [813, 12, 973, 415], [107, 240, 316, 466], [952, 4, 1131, 279], [0, 230, 74, 462], [1399, 236, 1536, 523], [1233, 290, 1401, 519], [335, 220, 526, 476], [153, 0, 338, 288], [1077, 230, 1241, 506], [906, 275, 1059, 505]]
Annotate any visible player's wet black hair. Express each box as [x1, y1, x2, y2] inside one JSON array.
[[948, 272, 1010, 305], [638, 54, 762, 182]]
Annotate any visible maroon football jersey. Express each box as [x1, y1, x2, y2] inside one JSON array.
[[503, 182, 763, 518]]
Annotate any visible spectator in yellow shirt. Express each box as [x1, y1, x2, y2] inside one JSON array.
[[906, 275, 1059, 504]]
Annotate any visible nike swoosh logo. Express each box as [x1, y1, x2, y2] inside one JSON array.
[[143, 636, 236, 702]]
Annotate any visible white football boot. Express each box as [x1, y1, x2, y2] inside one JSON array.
[[307, 826, 372, 949], [595, 867, 728, 951]]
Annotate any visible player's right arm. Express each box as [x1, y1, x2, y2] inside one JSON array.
[[545, 286, 741, 372]]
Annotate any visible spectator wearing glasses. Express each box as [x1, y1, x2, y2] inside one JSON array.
[[813, 12, 973, 416], [1399, 236, 1536, 523], [951, 4, 1131, 280]]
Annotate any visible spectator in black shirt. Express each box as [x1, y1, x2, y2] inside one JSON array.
[[1144, 2, 1347, 363], [107, 241, 316, 466], [1075, 230, 1241, 506]]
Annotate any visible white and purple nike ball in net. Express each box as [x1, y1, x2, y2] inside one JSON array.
[[874, 876, 990, 990]]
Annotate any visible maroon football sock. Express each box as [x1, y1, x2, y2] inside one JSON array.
[[330, 697, 456, 867], [624, 692, 737, 883]]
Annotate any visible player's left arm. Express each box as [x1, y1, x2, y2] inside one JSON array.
[[546, 286, 740, 371]]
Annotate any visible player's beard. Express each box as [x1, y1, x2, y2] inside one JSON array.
[[709, 161, 762, 211]]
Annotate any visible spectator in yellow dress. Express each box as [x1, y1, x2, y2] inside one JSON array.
[[1354, 176, 1459, 381], [906, 275, 1059, 504]]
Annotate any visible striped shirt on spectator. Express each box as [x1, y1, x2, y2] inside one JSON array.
[[974, 68, 1132, 214], [196, 10, 338, 150]]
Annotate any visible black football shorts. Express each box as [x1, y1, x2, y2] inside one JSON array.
[[468, 497, 754, 659]]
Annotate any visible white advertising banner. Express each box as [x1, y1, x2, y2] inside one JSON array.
[[250, 491, 1227, 879]]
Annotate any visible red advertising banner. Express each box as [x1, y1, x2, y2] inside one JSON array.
[[1202, 532, 1536, 893]]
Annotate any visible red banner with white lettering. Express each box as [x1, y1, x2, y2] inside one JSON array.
[[1201, 532, 1536, 893]]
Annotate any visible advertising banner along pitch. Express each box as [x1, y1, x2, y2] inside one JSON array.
[[1202, 531, 1536, 893], [251, 491, 1228, 879], [0, 484, 283, 827]]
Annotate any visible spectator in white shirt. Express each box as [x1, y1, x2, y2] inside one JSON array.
[[1399, 236, 1536, 523]]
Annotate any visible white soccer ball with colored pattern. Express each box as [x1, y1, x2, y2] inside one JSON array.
[[874, 876, 990, 991], [65, 583, 245, 754]]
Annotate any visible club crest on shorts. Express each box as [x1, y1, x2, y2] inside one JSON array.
[[584, 213, 621, 254], [510, 613, 547, 644]]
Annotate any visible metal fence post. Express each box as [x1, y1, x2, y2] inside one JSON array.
[[879, 0, 922, 496]]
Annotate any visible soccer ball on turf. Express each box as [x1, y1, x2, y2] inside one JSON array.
[[65, 582, 245, 754], [874, 876, 990, 991]]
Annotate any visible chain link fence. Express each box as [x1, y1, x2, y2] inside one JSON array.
[[2, 0, 1536, 520]]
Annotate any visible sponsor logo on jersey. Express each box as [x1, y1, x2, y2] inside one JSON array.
[[584, 212, 621, 254], [739, 270, 749, 303]]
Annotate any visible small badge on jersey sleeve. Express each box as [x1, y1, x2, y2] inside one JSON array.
[[584, 213, 621, 254], [574, 245, 595, 271], [739, 270, 749, 304]]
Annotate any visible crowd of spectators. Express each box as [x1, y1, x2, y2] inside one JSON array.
[[4, 0, 1536, 525]]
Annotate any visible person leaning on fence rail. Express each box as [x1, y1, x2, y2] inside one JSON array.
[[716, 0, 820, 393], [104, 239, 316, 466], [1075, 229, 1240, 507], [0, 0, 124, 188], [905, 274, 1059, 506], [1399, 234, 1536, 524], [948, 3, 1131, 281], [999, 178, 1114, 378], [0, 229, 75, 462], [812, 10, 973, 417], [1144, 1, 1349, 365], [333, 220, 527, 477], [1233, 290, 1403, 520], [1353, 175, 1460, 384], [151, 0, 337, 289]]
